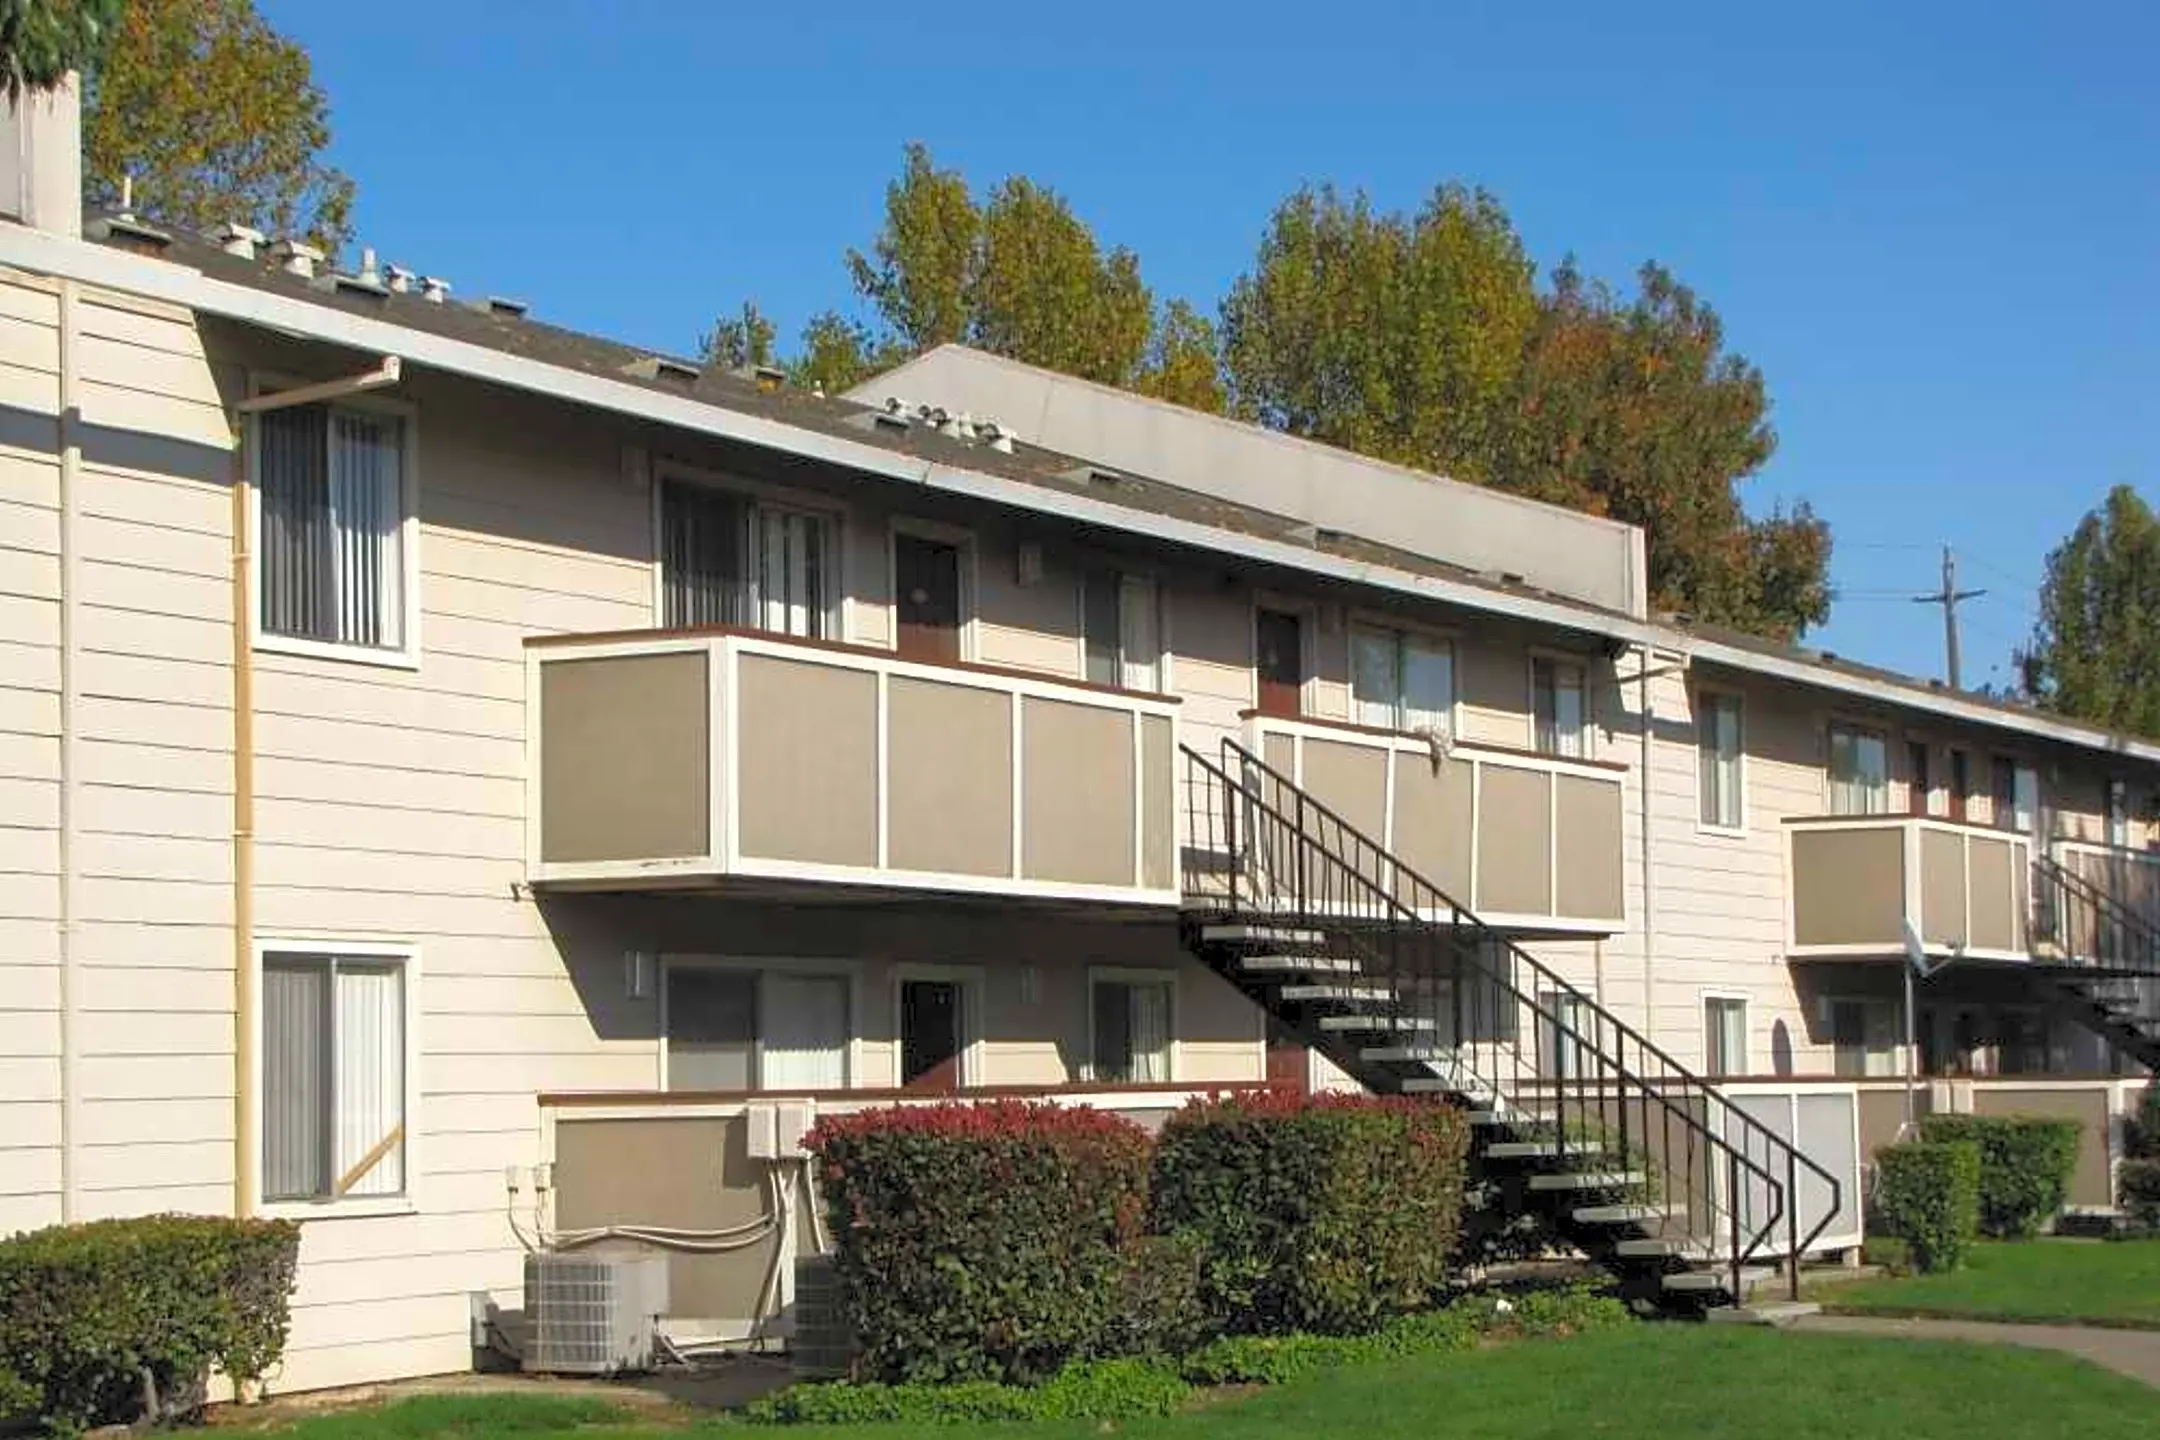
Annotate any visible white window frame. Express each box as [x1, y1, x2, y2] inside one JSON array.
[[890, 962, 986, 1088], [657, 956, 865, 1093], [1345, 610, 1459, 737], [1694, 687, 1748, 836], [1527, 650, 1593, 759], [1701, 992, 1750, 1078], [1084, 965, 1181, 1084], [1075, 564, 1172, 694], [888, 517, 980, 662], [2108, 780, 2131, 850], [248, 937, 420, 1221], [1825, 720, 1891, 816], [649, 461, 848, 641], [246, 378, 422, 671]]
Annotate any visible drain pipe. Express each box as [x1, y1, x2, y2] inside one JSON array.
[[56, 280, 81, 1222], [1637, 649, 1657, 1048], [228, 356, 403, 1216]]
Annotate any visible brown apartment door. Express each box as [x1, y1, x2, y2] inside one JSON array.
[[1255, 608, 1305, 716], [895, 532, 963, 662], [1265, 1016, 1309, 1094], [900, 979, 965, 1092]]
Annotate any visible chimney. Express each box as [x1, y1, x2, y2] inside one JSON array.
[[0, 72, 82, 238]]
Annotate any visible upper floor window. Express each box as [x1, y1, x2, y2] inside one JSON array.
[[1696, 691, 1744, 830], [1082, 569, 1162, 692], [1947, 749, 1972, 823], [1350, 624, 1452, 734], [1089, 969, 1174, 1083], [1531, 656, 1589, 758], [257, 402, 413, 656], [660, 477, 834, 638], [1827, 724, 1889, 815], [2108, 780, 2131, 849], [262, 947, 409, 1205]]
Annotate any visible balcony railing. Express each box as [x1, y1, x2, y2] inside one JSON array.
[[1784, 814, 2032, 960], [526, 628, 1181, 905], [1238, 711, 1628, 933]]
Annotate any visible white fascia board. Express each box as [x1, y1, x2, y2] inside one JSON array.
[[12, 225, 2155, 769], [0, 224, 1655, 650]]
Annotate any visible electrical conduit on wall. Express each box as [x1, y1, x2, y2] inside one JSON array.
[[230, 382, 257, 1218], [56, 279, 80, 1223]]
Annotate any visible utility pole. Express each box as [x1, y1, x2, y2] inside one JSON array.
[[1913, 545, 1986, 689]]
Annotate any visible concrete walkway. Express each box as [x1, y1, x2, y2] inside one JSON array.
[[1795, 1313, 2160, 1389]]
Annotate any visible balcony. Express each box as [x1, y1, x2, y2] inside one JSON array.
[[1239, 712, 1628, 934], [1784, 815, 2033, 961], [527, 629, 1181, 905]]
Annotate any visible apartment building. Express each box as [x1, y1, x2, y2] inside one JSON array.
[[1, 87, 2155, 1387]]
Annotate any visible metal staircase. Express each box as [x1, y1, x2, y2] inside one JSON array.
[[2030, 854, 2160, 1072], [1179, 739, 1840, 1314]]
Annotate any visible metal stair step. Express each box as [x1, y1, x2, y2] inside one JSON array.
[[1397, 1076, 1494, 1099], [1360, 1045, 1456, 1063], [1527, 1171, 1649, 1192], [1614, 1237, 1739, 1260], [1278, 983, 1396, 1004], [1200, 924, 1328, 949], [1572, 1203, 1682, 1225], [1662, 1266, 1776, 1294], [1318, 1013, 1437, 1032], [1238, 954, 1363, 977], [1468, 1110, 1556, 1128], [1485, 1139, 1606, 1161]]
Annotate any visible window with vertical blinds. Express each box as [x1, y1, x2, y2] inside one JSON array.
[[1349, 624, 1452, 734], [660, 478, 832, 638], [1697, 691, 1744, 829], [1532, 656, 1589, 758], [262, 952, 407, 1203], [1082, 569, 1162, 692], [1090, 974, 1173, 1083], [1704, 996, 1748, 1077], [258, 404, 407, 651], [663, 964, 850, 1091]]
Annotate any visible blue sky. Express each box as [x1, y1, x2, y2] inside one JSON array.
[[263, 0, 2157, 686]]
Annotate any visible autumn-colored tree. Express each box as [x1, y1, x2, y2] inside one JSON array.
[[970, 174, 1153, 385], [701, 299, 778, 371], [83, 0, 353, 251], [2020, 485, 2160, 738], [0, 0, 121, 101], [1135, 299, 1226, 412]]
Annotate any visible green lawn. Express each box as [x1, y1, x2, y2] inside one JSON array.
[[258, 1325, 2160, 1440], [1832, 1240, 2160, 1327]]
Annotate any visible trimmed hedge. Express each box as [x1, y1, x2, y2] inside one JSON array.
[[2123, 1159, 2160, 1232], [2131, 1085, 2160, 1161], [0, 1214, 301, 1434], [742, 1358, 1191, 1425], [1149, 1091, 1470, 1335], [807, 1100, 1151, 1384], [1874, 1141, 1981, 1273], [1918, 1114, 2081, 1239]]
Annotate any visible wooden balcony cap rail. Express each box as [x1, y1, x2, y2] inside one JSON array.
[[538, 1079, 1275, 1109], [1782, 812, 2033, 839], [526, 622, 1182, 706], [1238, 707, 1631, 774]]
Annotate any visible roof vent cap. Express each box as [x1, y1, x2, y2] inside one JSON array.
[[384, 264, 416, 294], [216, 222, 265, 260], [269, 238, 323, 279], [420, 276, 451, 304]]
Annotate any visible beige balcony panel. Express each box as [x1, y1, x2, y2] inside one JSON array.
[[540, 652, 709, 864], [1966, 835, 2019, 952], [1791, 827, 1904, 947], [888, 676, 1012, 877], [1920, 828, 1968, 949], [1554, 774, 1626, 923], [1141, 715, 1174, 891], [1476, 765, 1553, 918], [1302, 738, 1387, 841], [1391, 754, 1473, 902], [1022, 697, 1135, 887], [553, 1114, 781, 1323], [736, 655, 878, 867]]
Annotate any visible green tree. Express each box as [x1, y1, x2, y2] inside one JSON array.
[[970, 174, 1153, 384], [1135, 298, 1225, 413], [701, 299, 778, 371], [2021, 485, 2160, 738], [788, 310, 903, 396], [845, 141, 977, 353], [1506, 260, 1825, 637], [1221, 183, 1538, 481], [0, 0, 121, 101], [83, 0, 353, 251]]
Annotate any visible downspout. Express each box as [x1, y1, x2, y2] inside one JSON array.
[[1637, 646, 1657, 1049], [229, 415, 256, 1218], [56, 279, 80, 1222]]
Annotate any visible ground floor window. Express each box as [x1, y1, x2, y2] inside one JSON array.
[[1539, 989, 1595, 1080], [1829, 997, 1899, 1078], [665, 963, 851, 1091], [1090, 969, 1175, 1083], [1703, 996, 1749, 1077], [261, 947, 409, 1203]]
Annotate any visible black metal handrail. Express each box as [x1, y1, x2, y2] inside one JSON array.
[[2032, 852, 2160, 978], [1184, 738, 1844, 1300]]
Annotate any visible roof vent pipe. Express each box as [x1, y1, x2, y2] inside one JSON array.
[[357, 246, 381, 287], [216, 222, 265, 260]]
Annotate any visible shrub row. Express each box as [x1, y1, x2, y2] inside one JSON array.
[[806, 1092, 1471, 1384], [2123, 1159, 2160, 1232], [1873, 1140, 1980, 1273], [744, 1286, 1629, 1424], [0, 1215, 301, 1434], [1149, 1090, 1471, 1336], [1916, 1114, 2081, 1239]]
